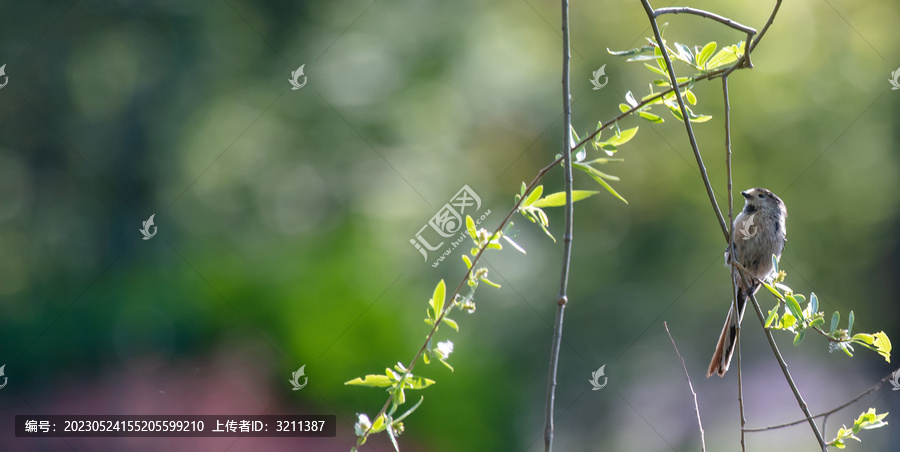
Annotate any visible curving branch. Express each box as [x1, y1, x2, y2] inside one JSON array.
[[640, 0, 730, 242], [654, 7, 756, 35]]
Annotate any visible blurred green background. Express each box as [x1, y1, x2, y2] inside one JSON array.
[[1, 0, 898, 450]]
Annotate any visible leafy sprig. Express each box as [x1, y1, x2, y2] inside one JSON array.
[[761, 256, 892, 362], [829, 408, 889, 449]]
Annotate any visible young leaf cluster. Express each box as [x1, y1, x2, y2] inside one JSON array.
[[347, 213, 512, 451], [516, 183, 600, 242], [609, 24, 745, 125], [346, 360, 431, 451], [828, 408, 889, 449], [761, 256, 891, 362], [571, 124, 633, 204], [345, 24, 734, 452]]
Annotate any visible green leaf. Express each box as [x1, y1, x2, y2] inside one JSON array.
[[466, 215, 476, 239], [852, 333, 874, 345], [402, 375, 436, 390], [644, 63, 668, 77], [520, 182, 527, 197], [651, 76, 692, 86], [393, 396, 424, 424], [653, 46, 668, 72], [793, 330, 806, 346], [625, 91, 638, 107], [502, 235, 526, 254], [684, 89, 697, 105], [874, 332, 892, 362], [840, 343, 855, 357], [765, 309, 778, 328], [786, 295, 804, 321], [763, 282, 783, 299], [536, 207, 549, 227], [586, 157, 625, 164], [810, 292, 818, 315], [431, 280, 446, 319], [696, 42, 717, 67], [626, 54, 664, 62], [674, 42, 693, 64], [574, 162, 620, 181], [666, 102, 684, 121], [782, 312, 797, 329], [573, 165, 627, 204], [619, 103, 632, 113], [386, 424, 400, 452], [608, 126, 639, 147], [523, 185, 543, 207], [345, 374, 393, 388], [638, 110, 663, 123], [607, 44, 655, 56], [810, 318, 825, 328], [530, 190, 600, 208], [480, 276, 501, 289], [848, 310, 855, 335], [462, 254, 472, 269], [706, 45, 739, 69], [830, 311, 840, 334], [371, 414, 386, 433], [442, 317, 459, 332]]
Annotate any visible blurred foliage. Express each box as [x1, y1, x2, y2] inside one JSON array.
[[1, 0, 899, 450]]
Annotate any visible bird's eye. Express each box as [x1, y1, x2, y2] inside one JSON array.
[[758, 193, 764, 198]]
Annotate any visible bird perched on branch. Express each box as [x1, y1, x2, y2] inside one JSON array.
[[708, 187, 787, 377]]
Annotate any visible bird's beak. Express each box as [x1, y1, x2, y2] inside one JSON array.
[[741, 190, 750, 199]]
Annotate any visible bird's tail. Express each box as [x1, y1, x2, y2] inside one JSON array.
[[707, 286, 751, 377]]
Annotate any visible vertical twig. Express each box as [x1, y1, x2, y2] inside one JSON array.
[[722, 74, 746, 452], [664, 322, 706, 451], [640, 0, 730, 242], [747, 291, 828, 450], [544, 0, 572, 449]]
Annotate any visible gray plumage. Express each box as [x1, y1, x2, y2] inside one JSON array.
[[708, 187, 787, 377]]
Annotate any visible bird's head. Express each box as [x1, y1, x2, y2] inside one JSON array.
[[741, 187, 785, 215]]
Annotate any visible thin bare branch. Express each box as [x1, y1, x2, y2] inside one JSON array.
[[747, 290, 828, 450], [749, 0, 784, 54], [723, 74, 747, 452], [640, 0, 730, 242], [744, 372, 894, 432], [358, 0, 785, 446], [543, 0, 572, 449], [664, 322, 706, 451], [654, 7, 757, 35]]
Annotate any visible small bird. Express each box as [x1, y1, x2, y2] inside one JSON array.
[[708, 187, 787, 377]]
